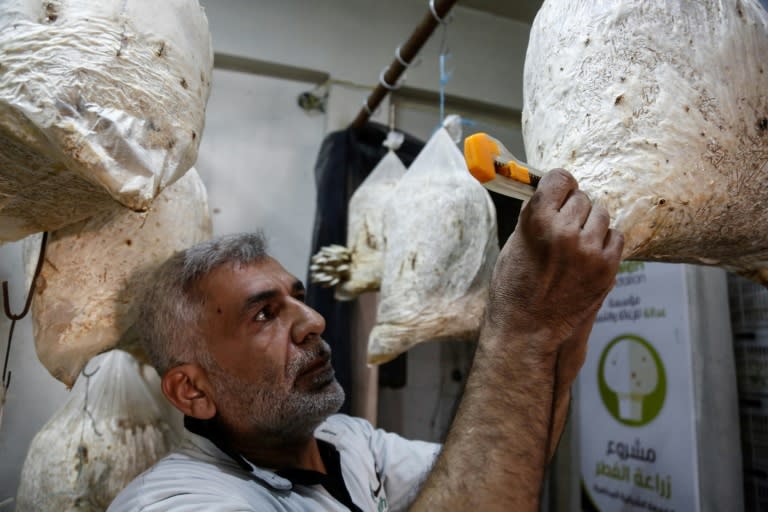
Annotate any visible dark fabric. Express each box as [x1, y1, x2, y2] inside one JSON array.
[[183, 416, 252, 472], [306, 123, 424, 412], [489, 191, 522, 246], [277, 440, 364, 512]]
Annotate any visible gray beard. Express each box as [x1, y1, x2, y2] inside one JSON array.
[[201, 341, 345, 443]]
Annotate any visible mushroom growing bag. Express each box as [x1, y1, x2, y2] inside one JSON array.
[[0, 0, 213, 241], [523, 0, 768, 282], [367, 127, 499, 364], [24, 168, 212, 387], [16, 350, 182, 511], [336, 150, 407, 300]]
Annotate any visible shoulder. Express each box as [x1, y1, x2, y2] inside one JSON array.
[[318, 413, 375, 437], [318, 414, 440, 467], [316, 414, 381, 452], [108, 451, 276, 511]]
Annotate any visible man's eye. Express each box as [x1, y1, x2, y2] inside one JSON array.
[[254, 307, 273, 321]]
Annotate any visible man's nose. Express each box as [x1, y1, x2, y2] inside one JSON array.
[[290, 300, 325, 345]]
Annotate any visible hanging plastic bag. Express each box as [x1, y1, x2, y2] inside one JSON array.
[[368, 118, 499, 364], [23, 168, 212, 387], [0, 0, 213, 242], [524, 0, 768, 282], [312, 149, 407, 300], [16, 349, 183, 511], [338, 149, 407, 299]]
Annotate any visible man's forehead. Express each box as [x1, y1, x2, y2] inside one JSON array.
[[200, 257, 301, 296]]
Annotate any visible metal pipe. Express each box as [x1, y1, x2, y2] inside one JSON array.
[[350, 0, 459, 129]]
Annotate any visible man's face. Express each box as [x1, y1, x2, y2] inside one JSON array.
[[195, 257, 344, 439]]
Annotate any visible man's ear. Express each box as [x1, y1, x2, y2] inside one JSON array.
[[161, 364, 217, 420]]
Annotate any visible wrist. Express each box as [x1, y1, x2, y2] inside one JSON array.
[[478, 314, 561, 368]]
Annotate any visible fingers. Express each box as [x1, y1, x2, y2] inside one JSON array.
[[582, 203, 610, 236], [559, 190, 592, 228], [495, 166, 625, 340], [519, 169, 582, 234], [533, 168, 579, 212], [603, 228, 625, 259], [569, 192, 625, 258]]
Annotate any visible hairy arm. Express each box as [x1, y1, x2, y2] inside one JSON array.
[[410, 169, 623, 511], [547, 313, 599, 459]]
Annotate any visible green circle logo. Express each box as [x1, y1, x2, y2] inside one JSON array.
[[598, 334, 666, 426]]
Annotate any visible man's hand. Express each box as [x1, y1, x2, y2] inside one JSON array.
[[486, 168, 623, 352], [411, 169, 623, 512]]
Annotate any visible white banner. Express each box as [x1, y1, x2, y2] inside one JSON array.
[[578, 262, 700, 512]]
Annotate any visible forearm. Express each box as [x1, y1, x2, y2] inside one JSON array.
[[410, 326, 558, 511], [410, 169, 622, 511], [547, 318, 595, 459], [548, 377, 571, 460]]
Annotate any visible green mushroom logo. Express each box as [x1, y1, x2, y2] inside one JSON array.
[[598, 335, 666, 426]]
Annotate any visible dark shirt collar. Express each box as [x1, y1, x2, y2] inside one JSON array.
[[184, 415, 252, 471], [183, 416, 363, 511]]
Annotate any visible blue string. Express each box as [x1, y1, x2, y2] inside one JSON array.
[[438, 23, 452, 124], [439, 54, 452, 123]]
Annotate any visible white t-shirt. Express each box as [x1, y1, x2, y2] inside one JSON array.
[[108, 414, 441, 512]]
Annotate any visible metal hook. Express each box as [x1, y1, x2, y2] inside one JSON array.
[[2, 232, 48, 321], [81, 363, 101, 379], [379, 66, 406, 91], [362, 99, 373, 116], [395, 45, 411, 67], [2, 232, 49, 391], [429, 0, 450, 23]]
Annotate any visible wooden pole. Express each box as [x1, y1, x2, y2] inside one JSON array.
[[350, 0, 459, 129]]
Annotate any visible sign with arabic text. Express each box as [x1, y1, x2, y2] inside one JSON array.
[[578, 262, 700, 512]]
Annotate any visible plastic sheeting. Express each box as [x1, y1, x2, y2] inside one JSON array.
[[307, 122, 425, 407], [16, 350, 182, 511], [0, 0, 213, 241], [23, 168, 212, 387], [336, 150, 407, 300], [368, 125, 499, 364], [524, 0, 768, 282]]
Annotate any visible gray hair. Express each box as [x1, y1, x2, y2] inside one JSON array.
[[137, 232, 269, 375]]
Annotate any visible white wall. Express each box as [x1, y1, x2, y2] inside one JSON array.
[[0, 0, 531, 504], [0, 242, 70, 507], [195, 69, 325, 279], [200, 0, 530, 111]]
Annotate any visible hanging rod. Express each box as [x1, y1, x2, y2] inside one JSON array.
[[350, 0, 459, 129]]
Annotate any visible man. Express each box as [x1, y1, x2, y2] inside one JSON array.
[[109, 169, 623, 511]]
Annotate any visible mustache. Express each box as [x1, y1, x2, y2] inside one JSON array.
[[288, 338, 332, 378]]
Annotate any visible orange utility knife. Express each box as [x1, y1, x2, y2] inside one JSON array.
[[464, 132, 544, 201]]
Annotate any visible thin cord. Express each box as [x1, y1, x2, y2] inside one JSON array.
[[437, 22, 452, 124]]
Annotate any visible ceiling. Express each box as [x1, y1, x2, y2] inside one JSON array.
[[458, 0, 544, 24]]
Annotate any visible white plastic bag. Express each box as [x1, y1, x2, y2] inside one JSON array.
[[24, 168, 212, 387], [524, 0, 768, 281], [336, 150, 407, 300], [368, 123, 499, 364], [0, 0, 213, 241], [16, 349, 183, 511]]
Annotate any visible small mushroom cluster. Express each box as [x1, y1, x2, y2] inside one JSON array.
[[310, 244, 352, 288]]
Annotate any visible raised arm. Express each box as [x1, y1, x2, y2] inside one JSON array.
[[410, 169, 623, 511]]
